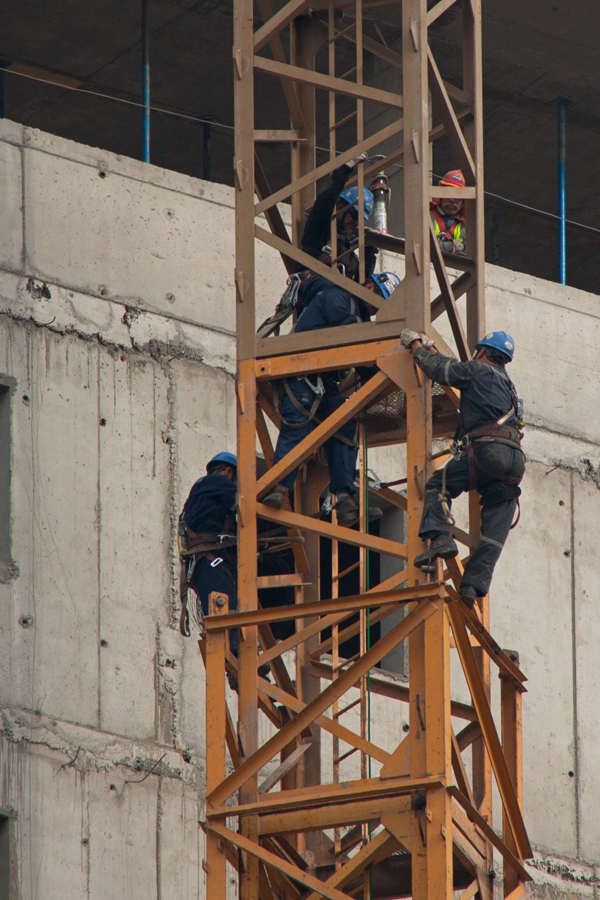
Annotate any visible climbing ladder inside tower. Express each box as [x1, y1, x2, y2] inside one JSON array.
[[197, 1, 533, 898]]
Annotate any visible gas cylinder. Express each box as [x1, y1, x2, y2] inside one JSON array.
[[371, 171, 389, 234]]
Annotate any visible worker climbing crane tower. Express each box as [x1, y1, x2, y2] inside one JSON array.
[[195, 0, 534, 898]]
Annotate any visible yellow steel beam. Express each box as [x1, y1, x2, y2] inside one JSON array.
[[204, 582, 442, 630], [207, 599, 438, 808]]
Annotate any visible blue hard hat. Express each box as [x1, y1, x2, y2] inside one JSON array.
[[339, 186, 374, 221], [368, 271, 401, 300], [475, 331, 515, 361], [207, 451, 237, 470]]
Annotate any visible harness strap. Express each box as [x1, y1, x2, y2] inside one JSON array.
[[431, 207, 460, 240], [272, 379, 358, 448], [282, 378, 323, 428], [467, 422, 522, 449], [464, 442, 523, 491], [179, 547, 236, 637], [439, 459, 456, 526], [510, 498, 521, 530]]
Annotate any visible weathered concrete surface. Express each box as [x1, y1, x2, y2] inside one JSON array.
[[0, 119, 282, 335], [0, 120, 600, 897]]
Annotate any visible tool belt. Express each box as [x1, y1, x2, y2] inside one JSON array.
[[179, 528, 237, 637], [271, 377, 358, 449], [178, 524, 304, 636], [180, 530, 237, 557]]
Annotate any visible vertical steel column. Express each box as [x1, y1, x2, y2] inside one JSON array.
[[463, 9, 491, 866], [234, 0, 259, 892], [356, 0, 366, 284], [551, 97, 571, 285], [289, 15, 327, 868], [290, 18, 319, 246], [501, 657, 524, 898], [328, 2, 338, 265], [204, 594, 229, 897], [141, 0, 150, 163], [404, 3, 452, 900], [297, 466, 328, 867]]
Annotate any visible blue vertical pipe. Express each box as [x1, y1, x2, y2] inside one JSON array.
[[142, 0, 150, 163], [202, 117, 214, 181], [557, 101, 566, 284], [0, 64, 5, 120], [551, 97, 572, 285]]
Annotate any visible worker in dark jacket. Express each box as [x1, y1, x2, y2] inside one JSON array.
[[400, 329, 525, 608], [300, 155, 376, 282], [430, 169, 466, 256], [263, 272, 400, 526], [178, 451, 237, 640]]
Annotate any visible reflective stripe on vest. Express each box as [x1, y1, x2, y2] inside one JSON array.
[[430, 208, 463, 241]]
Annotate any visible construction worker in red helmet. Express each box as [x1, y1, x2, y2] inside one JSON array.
[[430, 169, 466, 256]]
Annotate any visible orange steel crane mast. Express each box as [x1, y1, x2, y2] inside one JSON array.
[[200, 1, 533, 898]]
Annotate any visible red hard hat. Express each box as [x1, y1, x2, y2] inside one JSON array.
[[438, 169, 465, 189]]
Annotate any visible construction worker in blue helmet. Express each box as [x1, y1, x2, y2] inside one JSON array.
[[178, 451, 238, 639], [298, 153, 376, 284], [262, 271, 401, 527], [400, 328, 525, 609]]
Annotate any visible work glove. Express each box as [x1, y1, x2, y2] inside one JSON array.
[[401, 329, 420, 348], [346, 151, 368, 169], [401, 329, 435, 349]]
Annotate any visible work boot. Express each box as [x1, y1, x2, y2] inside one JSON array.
[[459, 585, 478, 610], [368, 505, 384, 522], [262, 484, 289, 509], [414, 534, 458, 570], [333, 492, 360, 526], [333, 492, 383, 526]]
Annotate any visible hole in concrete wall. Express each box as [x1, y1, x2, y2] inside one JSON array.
[[0, 815, 10, 896]]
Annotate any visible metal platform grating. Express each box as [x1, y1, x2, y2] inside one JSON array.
[[366, 383, 459, 445]]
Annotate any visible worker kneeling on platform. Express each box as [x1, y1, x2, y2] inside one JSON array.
[[178, 452, 238, 640], [263, 271, 400, 526], [400, 329, 525, 608], [430, 169, 466, 257]]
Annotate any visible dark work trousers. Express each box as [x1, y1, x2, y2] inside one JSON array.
[[194, 549, 238, 654], [419, 442, 525, 596], [272, 377, 358, 495]]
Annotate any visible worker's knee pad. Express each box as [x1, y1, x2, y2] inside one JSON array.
[[479, 483, 521, 507]]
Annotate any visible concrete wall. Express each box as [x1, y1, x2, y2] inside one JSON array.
[[0, 118, 599, 897]]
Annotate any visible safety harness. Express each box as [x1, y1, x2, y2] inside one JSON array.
[[178, 508, 237, 636], [430, 207, 464, 242], [438, 371, 525, 527], [178, 514, 305, 636], [271, 375, 359, 449]]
